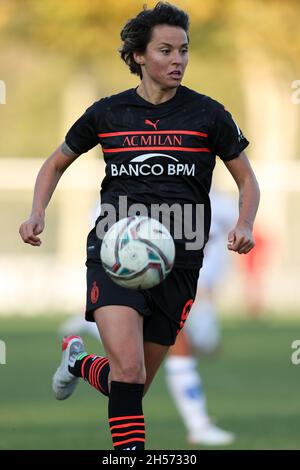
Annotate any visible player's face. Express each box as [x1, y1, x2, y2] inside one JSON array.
[[136, 25, 189, 89]]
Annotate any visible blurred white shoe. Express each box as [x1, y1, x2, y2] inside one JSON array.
[[52, 335, 85, 400], [188, 421, 235, 446]]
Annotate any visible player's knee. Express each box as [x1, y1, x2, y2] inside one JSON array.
[[111, 360, 146, 384]]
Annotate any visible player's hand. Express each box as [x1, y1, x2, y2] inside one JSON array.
[[19, 214, 45, 246], [227, 223, 255, 254]]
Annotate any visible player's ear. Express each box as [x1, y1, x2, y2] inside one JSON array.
[[133, 51, 145, 66]]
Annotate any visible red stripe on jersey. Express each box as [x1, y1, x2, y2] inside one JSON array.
[[98, 130, 208, 138], [102, 146, 210, 153]]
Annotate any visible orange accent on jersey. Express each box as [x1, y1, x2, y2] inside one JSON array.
[[176, 299, 194, 336], [103, 146, 210, 153], [98, 130, 208, 138], [181, 299, 193, 321], [91, 281, 99, 304], [144, 119, 160, 130]]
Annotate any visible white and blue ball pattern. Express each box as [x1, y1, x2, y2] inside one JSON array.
[[100, 216, 175, 290]]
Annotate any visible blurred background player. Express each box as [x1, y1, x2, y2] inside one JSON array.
[[184, 190, 237, 352], [237, 227, 271, 319], [59, 190, 237, 446], [165, 190, 237, 446]]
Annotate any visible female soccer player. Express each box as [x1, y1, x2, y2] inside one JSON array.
[[19, 2, 260, 450]]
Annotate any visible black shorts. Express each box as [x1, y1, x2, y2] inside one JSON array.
[[86, 257, 199, 346]]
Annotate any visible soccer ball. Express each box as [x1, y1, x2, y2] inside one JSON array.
[[100, 216, 175, 290]]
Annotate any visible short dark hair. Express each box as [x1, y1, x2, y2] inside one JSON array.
[[119, 2, 189, 78]]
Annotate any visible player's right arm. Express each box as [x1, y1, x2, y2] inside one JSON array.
[[19, 143, 79, 246]]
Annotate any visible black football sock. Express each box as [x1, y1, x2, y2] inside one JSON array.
[[69, 353, 110, 397], [108, 381, 145, 450]]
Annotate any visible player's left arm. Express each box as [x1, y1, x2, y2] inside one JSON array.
[[224, 151, 260, 254]]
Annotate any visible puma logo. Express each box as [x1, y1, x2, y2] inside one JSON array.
[[145, 119, 160, 130]]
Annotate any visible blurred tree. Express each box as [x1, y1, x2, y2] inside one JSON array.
[[0, 0, 299, 158], [1, 0, 299, 67], [0, 0, 231, 63]]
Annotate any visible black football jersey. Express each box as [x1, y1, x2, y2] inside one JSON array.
[[65, 85, 249, 269]]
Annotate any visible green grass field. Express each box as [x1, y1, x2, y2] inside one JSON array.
[[0, 315, 300, 450]]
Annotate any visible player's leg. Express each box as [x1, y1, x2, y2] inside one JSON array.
[[93, 306, 145, 384], [66, 305, 145, 388], [53, 257, 151, 450], [54, 306, 146, 450], [143, 340, 169, 394], [65, 256, 150, 393], [64, 305, 145, 450], [91, 306, 146, 450], [62, 306, 146, 450]]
